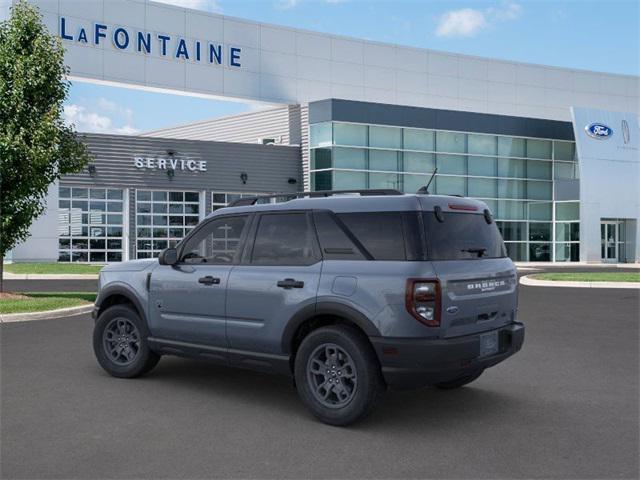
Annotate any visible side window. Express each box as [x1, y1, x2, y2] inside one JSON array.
[[337, 212, 407, 261], [180, 215, 249, 264], [251, 213, 319, 266], [313, 211, 366, 260]]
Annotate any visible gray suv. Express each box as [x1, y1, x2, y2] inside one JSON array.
[[93, 189, 524, 425]]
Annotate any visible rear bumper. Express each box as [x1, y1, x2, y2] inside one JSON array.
[[370, 322, 524, 390]]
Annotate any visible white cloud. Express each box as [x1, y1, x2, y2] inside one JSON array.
[[276, 0, 298, 10], [64, 103, 139, 135], [435, 2, 522, 38], [153, 0, 221, 13]]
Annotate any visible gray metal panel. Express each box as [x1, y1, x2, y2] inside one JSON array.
[[309, 99, 575, 140], [61, 134, 301, 192], [554, 180, 580, 201], [142, 106, 300, 145]]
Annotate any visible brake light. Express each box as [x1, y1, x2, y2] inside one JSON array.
[[448, 203, 478, 211], [406, 279, 441, 327]]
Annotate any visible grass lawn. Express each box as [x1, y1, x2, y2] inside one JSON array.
[[531, 272, 640, 283], [3, 262, 103, 275], [0, 292, 97, 315]]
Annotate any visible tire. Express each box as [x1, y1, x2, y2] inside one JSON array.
[[434, 370, 484, 390], [93, 304, 160, 378], [294, 325, 384, 426]]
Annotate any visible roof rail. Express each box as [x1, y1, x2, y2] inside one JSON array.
[[226, 189, 403, 207]]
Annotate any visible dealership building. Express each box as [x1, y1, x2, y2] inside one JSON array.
[[3, 0, 639, 264]]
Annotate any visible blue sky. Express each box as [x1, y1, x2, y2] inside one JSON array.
[[64, 0, 639, 135]]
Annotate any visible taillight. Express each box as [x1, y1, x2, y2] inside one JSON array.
[[405, 279, 441, 327]]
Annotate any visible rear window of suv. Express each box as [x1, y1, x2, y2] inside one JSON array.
[[423, 212, 507, 260]]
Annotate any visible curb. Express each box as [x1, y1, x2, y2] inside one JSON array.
[[0, 304, 94, 323], [520, 275, 640, 289], [3, 273, 99, 280]]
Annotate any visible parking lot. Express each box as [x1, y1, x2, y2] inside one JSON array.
[[1, 283, 638, 479]]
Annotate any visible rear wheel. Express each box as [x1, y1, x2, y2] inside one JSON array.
[[434, 370, 484, 389], [294, 325, 384, 426], [93, 304, 160, 378]]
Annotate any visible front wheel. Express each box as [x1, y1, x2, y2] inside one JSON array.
[[294, 325, 384, 426], [93, 304, 160, 378], [434, 370, 484, 390]]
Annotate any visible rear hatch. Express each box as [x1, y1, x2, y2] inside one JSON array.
[[422, 207, 518, 339]]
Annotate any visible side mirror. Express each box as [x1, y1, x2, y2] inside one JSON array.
[[158, 248, 178, 266]]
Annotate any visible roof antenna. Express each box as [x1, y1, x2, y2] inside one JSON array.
[[416, 168, 437, 195]]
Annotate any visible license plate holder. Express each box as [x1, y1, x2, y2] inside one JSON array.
[[479, 331, 499, 358]]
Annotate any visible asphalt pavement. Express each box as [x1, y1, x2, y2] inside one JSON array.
[[1, 284, 638, 479]]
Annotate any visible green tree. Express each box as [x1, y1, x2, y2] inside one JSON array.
[[0, 1, 89, 291]]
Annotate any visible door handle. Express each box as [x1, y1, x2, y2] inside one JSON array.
[[277, 278, 304, 289], [198, 276, 221, 285]]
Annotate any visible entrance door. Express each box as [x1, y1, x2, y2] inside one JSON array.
[[601, 221, 618, 262]]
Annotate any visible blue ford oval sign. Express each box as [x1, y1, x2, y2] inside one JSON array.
[[585, 123, 613, 139]]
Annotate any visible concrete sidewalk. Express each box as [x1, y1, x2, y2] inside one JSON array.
[[3, 272, 98, 280], [520, 275, 640, 289]]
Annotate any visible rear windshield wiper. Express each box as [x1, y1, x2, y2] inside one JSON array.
[[461, 247, 487, 258]]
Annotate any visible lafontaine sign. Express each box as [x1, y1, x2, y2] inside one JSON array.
[[59, 18, 242, 68]]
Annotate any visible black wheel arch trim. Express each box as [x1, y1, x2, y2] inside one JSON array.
[[281, 301, 381, 354], [95, 283, 147, 323]]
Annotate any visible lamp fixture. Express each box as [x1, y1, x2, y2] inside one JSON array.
[[287, 178, 297, 185], [88, 164, 97, 177], [240, 172, 248, 184], [167, 168, 175, 179]]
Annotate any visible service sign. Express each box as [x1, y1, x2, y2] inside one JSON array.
[[134, 156, 207, 172]]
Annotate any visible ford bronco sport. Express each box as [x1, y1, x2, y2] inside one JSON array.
[[93, 189, 524, 426]]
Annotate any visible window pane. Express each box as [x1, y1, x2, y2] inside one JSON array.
[[169, 192, 183, 202], [403, 129, 434, 151], [107, 189, 123, 200], [310, 122, 332, 147], [555, 242, 579, 262], [554, 141, 575, 161], [73, 188, 88, 198], [527, 139, 552, 159], [312, 171, 333, 191], [252, 213, 317, 265], [529, 243, 551, 261], [505, 242, 527, 261], [313, 211, 366, 260], [369, 150, 398, 172], [527, 160, 552, 180], [468, 156, 497, 176], [404, 152, 435, 173], [437, 154, 466, 175], [137, 190, 151, 201], [436, 131, 466, 153], [369, 172, 400, 190], [529, 222, 552, 242], [498, 200, 525, 220], [59, 187, 70, 198], [498, 158, 526, 178], [468, 134, 497, 156], [182, 215, 248, 264], [90, 189, 106, 199], [403, 174, 429, 194], [528, 202, 552, 221], [369, 125, 402, 149], [338, 212, 406, 260], [153, 191, 167, 202], [496, 221, 527, 241], [468, 178, 497, 198], [556, 202, 579, 221], [498, 137, 525, 158], [424, 213, 506, 260], [334, 148, 366, 169], [554, 162, 578, 180], [436, 176, 466, 196], [185, 192, 199, 202], [498, 179, 526, 199], [527, 181, 552, 200], [212, 193, 226, 204], [334, 171, 366, 190], [334, 123, 367, 146], [311, 148, 332, 170], [555, 222, 580, 241]]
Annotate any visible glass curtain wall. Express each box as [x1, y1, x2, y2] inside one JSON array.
[[309, 121, 579, 262]]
